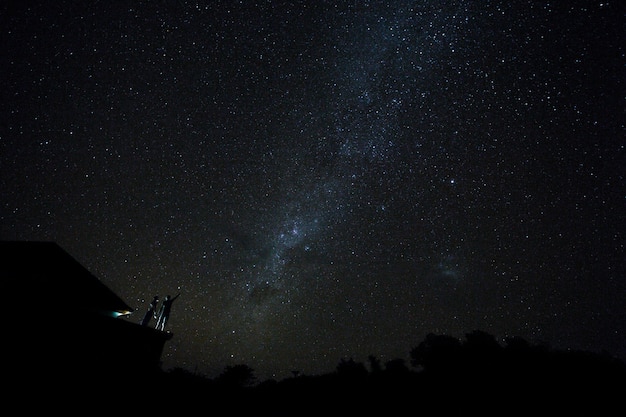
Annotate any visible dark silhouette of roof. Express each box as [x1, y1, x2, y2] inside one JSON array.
[[2, 240, 172, 393], [1, 240, 133, 316]]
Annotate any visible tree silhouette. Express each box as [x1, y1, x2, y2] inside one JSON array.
[[216, 364, 257, 388], [410, 333, 463, 373], [367, 355, 382, 374], [335, 357, 368, 380], [384, 358, 409, 375], [463, 329, 501, 352]]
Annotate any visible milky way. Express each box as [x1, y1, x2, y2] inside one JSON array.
[[1, 1, 624, 381]]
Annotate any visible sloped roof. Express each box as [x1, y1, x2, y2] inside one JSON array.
[[1, 241, 133, 316]]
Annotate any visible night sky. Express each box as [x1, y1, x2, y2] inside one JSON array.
[[2, 1, 624, 381]]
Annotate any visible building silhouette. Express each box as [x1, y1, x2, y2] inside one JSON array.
[[1, 241, 172, 389]]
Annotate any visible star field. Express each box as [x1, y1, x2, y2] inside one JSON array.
[[1, 1, 624, 381]]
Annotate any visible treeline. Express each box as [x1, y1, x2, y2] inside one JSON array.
[[16, 330, 625, 415], [147, 330, 625, 416]]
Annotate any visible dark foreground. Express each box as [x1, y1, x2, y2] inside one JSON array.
[[7, 333, 625, 416]]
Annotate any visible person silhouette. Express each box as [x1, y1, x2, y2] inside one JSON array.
[[140, 295, 159, 326], [155, 293, 180, 331]]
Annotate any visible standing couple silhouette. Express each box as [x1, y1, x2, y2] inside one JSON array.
[[140, 293, 180, 331]]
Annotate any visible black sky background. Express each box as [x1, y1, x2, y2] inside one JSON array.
[[1, 1, 624, 381]]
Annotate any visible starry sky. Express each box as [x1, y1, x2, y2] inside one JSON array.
[[1, 1, 624, 381]]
